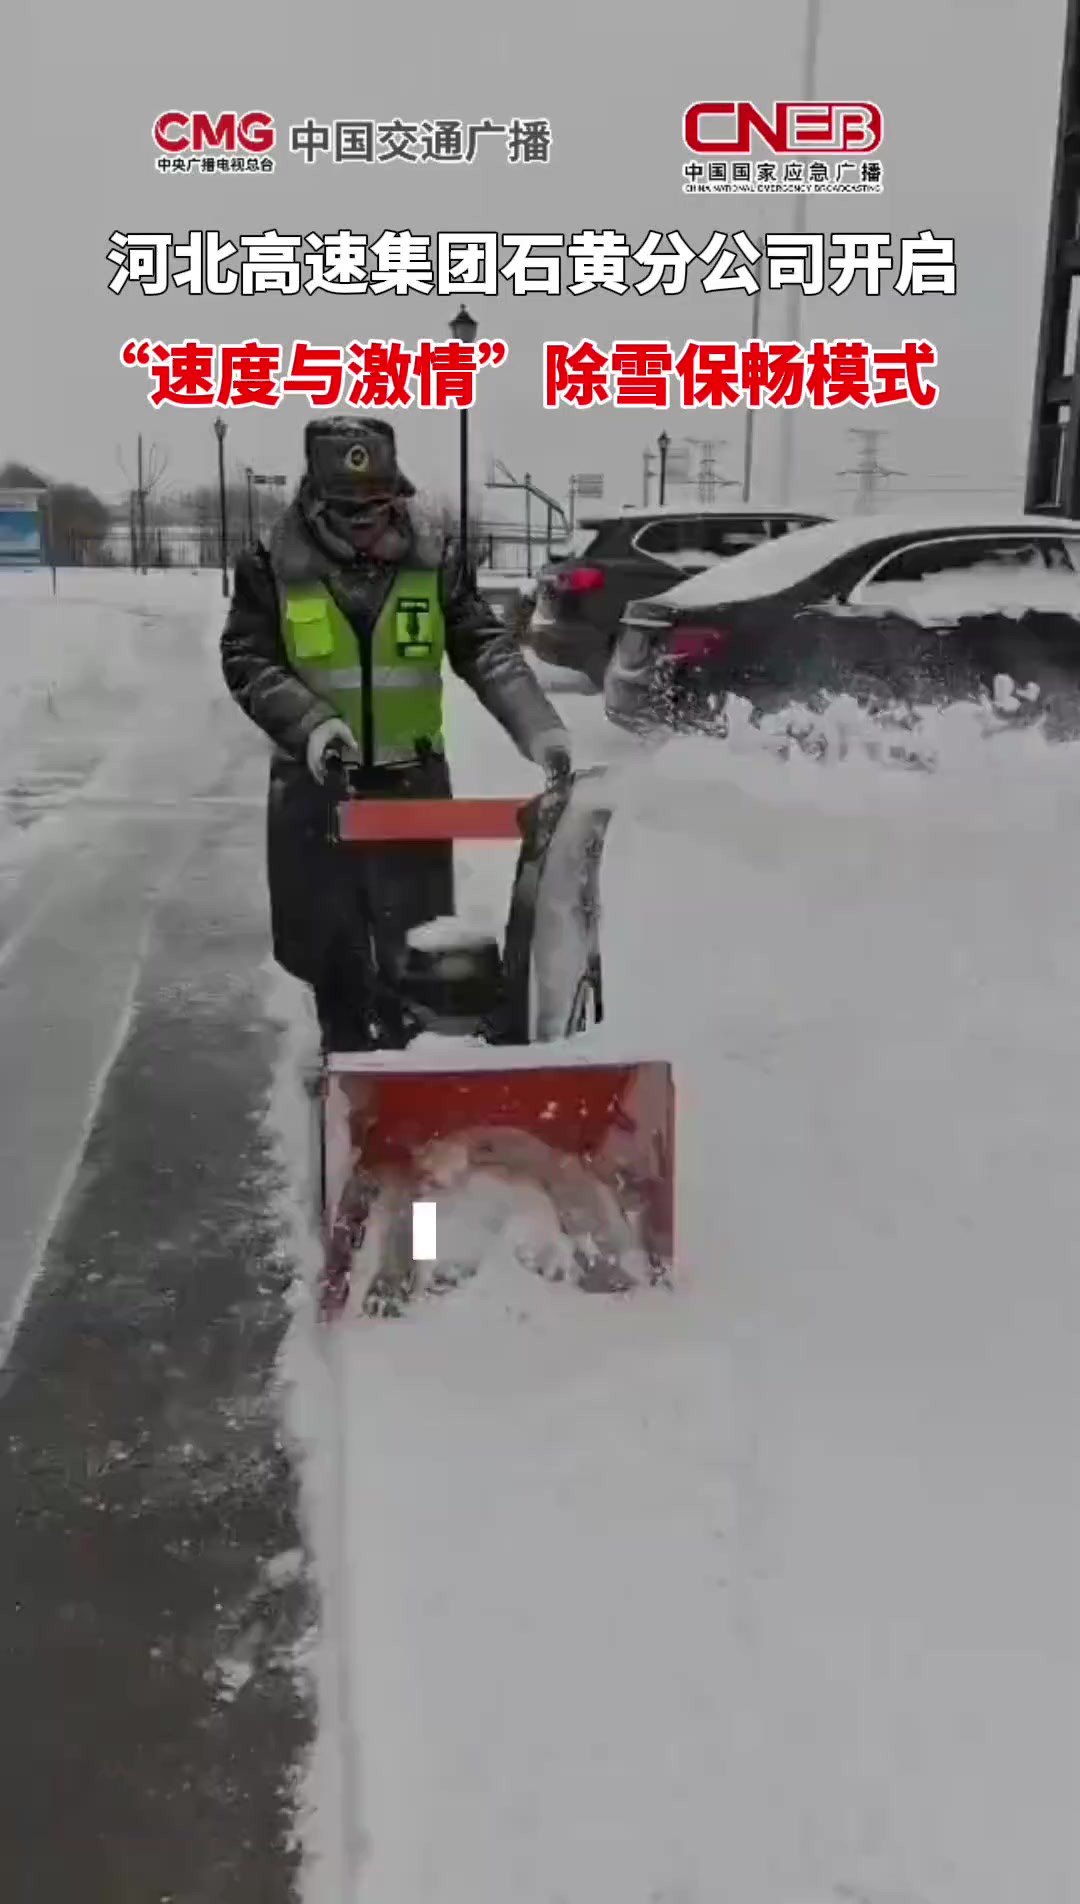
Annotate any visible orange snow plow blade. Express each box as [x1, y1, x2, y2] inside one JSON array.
[[318, 778, 675, 1316], [321, 1054, 675, 1314]]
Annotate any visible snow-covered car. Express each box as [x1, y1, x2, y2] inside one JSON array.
[[605, 511, 1080, 731], [527, 505, 827, 687]]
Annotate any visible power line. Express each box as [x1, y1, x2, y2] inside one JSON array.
[[831, 484, 1022, 497], [836, 428, 905, 514]]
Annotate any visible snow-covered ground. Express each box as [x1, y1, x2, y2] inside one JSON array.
[[3, 569, 1076, 1904], [279, 673, 1080, 1903], [0, 566, 249, 1346], [0, 566, 230, 866]]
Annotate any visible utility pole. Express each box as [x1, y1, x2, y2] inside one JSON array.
[[778, 0, 823, 508], [686, 437, 727, 503], [485, 460, 568, 571], [136, 434, 147, 573], [449, 305, 479, 583], [117, 437, 166, 573], [1025, 0, 1080, 512], [837, 428, 904, 515], [744, 247, 764, 502], [44, 486, 57, 593]]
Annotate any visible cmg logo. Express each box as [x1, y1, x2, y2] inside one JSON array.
[[152, 111, 276, 154]]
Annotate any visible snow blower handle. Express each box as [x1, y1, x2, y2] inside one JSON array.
[[532, 731, 573, 789], [322, 746, 364, 797], [329, 770, 610, 846]]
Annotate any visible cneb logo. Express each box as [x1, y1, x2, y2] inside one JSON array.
[[153, 111, 275, 154], [684, 101, 882, 157]]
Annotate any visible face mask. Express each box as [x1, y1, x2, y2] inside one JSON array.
[[323, 494, 412, 559]]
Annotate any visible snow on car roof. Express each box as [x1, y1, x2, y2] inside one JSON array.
[[658, 510, 1080, 608], [578, 501, 826, 526]]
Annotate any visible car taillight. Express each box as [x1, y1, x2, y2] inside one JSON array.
[[552, 566, 605, 593], [666, 624, 730, 660]]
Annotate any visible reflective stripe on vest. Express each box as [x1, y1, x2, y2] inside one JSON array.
[[309, 665, 442, 692], [280, 569, 446, 766]]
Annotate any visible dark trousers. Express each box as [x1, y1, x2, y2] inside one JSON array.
[[268, 752, 454, 1051], [312, 828, 455, 1049]]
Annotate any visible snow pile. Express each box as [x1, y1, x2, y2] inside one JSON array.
[[727, 686, 1078, 792], [653, 680, 1080, 780], [405, 917, 498, 954], [277, 679, 1080, 1904]]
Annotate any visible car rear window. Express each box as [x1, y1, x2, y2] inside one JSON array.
[[635, 514, 822, 562], [546, 527, 599, 563], [634, 517, 771, 559], [772, 516, 822, 539], [570, 518, 637, 559], [867, 535, 1060, 584], [559, 512, 825, 566]]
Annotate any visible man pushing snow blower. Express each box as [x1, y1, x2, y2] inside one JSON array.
[[222, 413, 674, 1317], [220, 414, 572, 1051]]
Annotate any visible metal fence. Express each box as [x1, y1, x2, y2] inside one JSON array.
[[48, 518, 554, 576], [472, 523, 557, 576], [77, 524, 251, 569]]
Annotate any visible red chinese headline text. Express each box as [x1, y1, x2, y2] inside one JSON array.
[[120, 337, 938, 410], [546, 340, 937, 409], [121, 338, 508, 408]]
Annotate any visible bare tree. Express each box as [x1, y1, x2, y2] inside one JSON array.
[[116, 439, 170, 570]]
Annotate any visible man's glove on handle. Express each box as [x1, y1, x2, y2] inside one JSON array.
[[528, 726, 573, 784], [307, 718, 360, 785]]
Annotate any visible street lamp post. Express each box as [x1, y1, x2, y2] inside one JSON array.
[[657, 431, 671, 505], [213, 418, 229, 598], [449, 304, 478, 582], [245, 465, 256, 547]]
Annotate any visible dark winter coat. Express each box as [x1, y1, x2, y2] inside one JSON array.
[[220, 503, 563, 982]]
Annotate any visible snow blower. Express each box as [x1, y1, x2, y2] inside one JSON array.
[[316, 765, 675, 1318]]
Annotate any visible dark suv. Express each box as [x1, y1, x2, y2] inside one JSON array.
[[526, 506, 827, 685]]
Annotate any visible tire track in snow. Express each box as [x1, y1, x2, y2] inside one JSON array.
[[0, 579, 256, 1352]]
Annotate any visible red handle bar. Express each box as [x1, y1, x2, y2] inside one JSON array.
[[334, 797, 530, 843]]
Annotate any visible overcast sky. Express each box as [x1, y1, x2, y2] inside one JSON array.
[[3, 0, 1067, 521]]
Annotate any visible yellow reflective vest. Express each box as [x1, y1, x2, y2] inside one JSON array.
[[281, 568, 445, 767]]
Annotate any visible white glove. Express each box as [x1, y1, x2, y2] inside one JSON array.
[[306, 718, 359, 784], [528, 726, 573, 782]]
